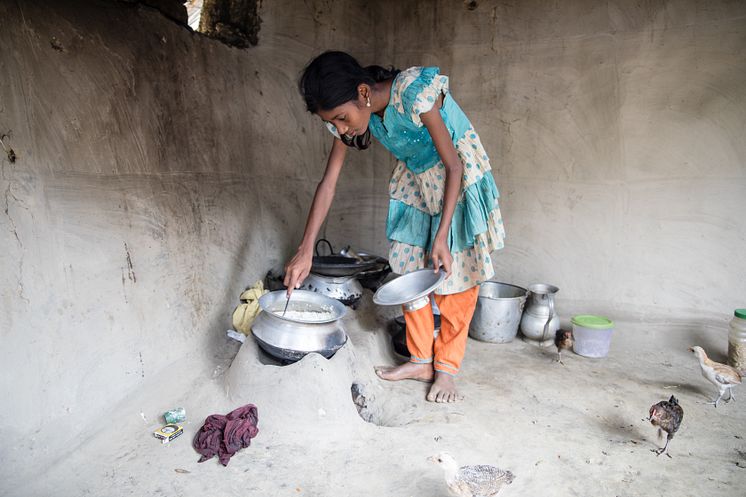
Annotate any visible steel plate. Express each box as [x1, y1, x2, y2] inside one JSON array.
[[372, 269, 446, 306]]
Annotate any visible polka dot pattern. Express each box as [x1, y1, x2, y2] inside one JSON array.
[[327, 67, 506, 294], [389, 209, 504, 294]]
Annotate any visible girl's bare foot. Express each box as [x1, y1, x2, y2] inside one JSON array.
[[375, 362, 434, 382], [426, 372, 461, 403]]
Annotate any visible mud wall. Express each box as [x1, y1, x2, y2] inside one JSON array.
[[2, 0, 745, 487], [0, 0, 376, 482], [368, 0, 746, 322]]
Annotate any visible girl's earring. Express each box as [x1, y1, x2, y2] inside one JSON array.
[[366, 97, 371, 107]]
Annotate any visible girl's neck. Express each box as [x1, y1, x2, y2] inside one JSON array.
[[370, 78, 394, 116]]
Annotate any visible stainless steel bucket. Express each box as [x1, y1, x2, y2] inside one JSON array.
[[468, 282, 528, 343]]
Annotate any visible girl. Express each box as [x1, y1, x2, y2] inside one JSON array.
[[284, 51, 505, 403]]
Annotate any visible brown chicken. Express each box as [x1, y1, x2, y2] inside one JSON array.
[[648, 395, 684, 457], [554, 329, 574, 364]]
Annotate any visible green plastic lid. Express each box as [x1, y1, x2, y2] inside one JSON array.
[[735, 309, 746, 319], [572, 315, 614, 329]]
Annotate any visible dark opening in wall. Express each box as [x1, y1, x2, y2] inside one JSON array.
[[198, 0, 262, 48], [124, 1, 260, 48], [125, 0, 189, 25]]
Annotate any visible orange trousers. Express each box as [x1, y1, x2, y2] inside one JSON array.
[[403, 286, 479, 376]]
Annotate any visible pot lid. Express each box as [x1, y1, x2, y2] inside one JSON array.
[[571, 315, 614, 329], [372, 269, 446, 306]]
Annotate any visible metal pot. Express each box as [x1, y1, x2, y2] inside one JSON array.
[[390, 313, 441, 357], [300, 272, 363, 308], [251, 290, 347, 363], [469, 282, 528, 343], [353, 251, 391, 291]]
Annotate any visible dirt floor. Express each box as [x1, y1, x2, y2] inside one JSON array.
[[13, 293, 746, 497]]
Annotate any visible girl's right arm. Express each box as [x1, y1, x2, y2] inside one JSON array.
[[283, 137, 348, 294]]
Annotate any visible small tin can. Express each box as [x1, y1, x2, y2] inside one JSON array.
[[164, 407, 186, 424]]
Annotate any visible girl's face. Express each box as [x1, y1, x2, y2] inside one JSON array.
[[316, 89, 371, 139]]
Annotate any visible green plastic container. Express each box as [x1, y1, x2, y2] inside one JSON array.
[[572, 315, 615, 358]]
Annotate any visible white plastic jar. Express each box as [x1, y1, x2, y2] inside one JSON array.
[[727, 309, 746, 371], [571, 314, 615, 358]]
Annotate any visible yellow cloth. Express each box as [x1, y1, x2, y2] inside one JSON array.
[[232, 280, 268, 335]]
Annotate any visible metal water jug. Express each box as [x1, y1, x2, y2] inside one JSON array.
[[519, 283, 560, 346]]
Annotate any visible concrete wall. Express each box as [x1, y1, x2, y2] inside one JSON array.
[[0, 0, 376, 483], [1, 0, 745, 486], [367, 0, 746, 323]]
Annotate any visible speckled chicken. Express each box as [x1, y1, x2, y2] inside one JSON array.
[[429, 452, 514, 497], [648, 395, 684, 457], [690, 346, 742, 407], [554, 329, 574, 364]]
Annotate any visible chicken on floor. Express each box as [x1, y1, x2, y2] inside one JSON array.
[[428, 452, 514, 497], [648, 395, 684, 457], [554, 329, 574, 364], [689, 346, 742, 408]]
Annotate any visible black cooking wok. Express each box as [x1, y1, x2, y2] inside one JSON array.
[[311, 254, 378, 277], [311, 239, 384, 277]]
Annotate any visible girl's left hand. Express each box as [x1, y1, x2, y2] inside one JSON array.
[[429, 238, 453, 277]]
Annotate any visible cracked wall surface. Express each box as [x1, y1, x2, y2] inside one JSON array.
[[1, 0, 745, 489]]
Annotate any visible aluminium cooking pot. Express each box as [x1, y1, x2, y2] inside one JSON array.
[[353, 251, 391, 290], [251, 290, 348, 362]]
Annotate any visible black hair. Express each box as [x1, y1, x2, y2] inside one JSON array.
[[299, 51, 400, 150]]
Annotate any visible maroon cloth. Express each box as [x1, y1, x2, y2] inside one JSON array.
[[193, 404, 259, 466]]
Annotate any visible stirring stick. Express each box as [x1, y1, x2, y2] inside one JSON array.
[[282, 291, 291, 316]]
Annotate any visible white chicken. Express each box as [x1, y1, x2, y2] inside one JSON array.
[[690, 346, 742, 408], [428, 452, 514, 497]]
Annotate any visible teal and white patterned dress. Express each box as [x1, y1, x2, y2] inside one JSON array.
[[327, 66, 505, 294]]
